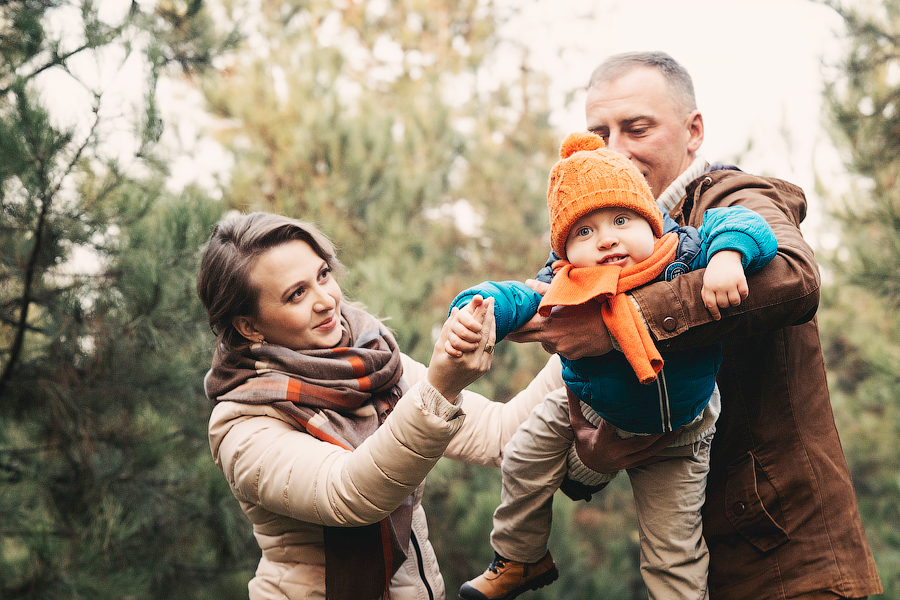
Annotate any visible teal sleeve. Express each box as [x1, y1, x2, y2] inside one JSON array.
[[694, 206, 778, 273], [449, 281, 542, 341]]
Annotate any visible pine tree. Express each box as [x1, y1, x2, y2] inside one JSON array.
[[818, 0, 900, 595], [0, 2, 254, 597]]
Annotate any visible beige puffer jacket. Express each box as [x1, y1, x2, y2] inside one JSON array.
[[208, 352, 563, 600]]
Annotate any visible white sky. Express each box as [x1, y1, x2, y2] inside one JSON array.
[[44, 0, 854, 249]]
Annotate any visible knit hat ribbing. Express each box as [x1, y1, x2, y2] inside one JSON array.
[[547, 132, 664, 259]]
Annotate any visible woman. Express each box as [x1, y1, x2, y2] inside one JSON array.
[[197, 212, 564, 600]]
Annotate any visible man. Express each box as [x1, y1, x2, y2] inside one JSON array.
[[484, 52, 882, 600]]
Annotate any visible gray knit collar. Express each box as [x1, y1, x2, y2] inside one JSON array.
[[656, 155, 708, 213]]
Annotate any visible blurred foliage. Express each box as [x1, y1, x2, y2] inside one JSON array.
[[0, 1, 254, 598], [200, 0, 555, 373], [818, 0, 900, 596]]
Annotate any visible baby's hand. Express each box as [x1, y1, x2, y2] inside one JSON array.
[[701, 250, 749, 320], [428, 295, 496, 401], [444, 295, 495, 357]]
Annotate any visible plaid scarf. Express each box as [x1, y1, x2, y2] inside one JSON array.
[[206, 304, 410, 600], [538, 232, 679, 384]]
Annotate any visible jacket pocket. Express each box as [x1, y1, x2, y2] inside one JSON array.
[[725, 451, 789, 552]]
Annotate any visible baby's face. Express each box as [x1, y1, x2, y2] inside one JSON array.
[[565, 207, 656, 269]]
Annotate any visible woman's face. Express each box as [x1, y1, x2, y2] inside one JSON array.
[[235, 239, 344, 351]]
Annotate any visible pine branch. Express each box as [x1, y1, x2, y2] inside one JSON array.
[[0, 98, 101, 400], [0, 40, 96, 98], [821, 0, 900, 52]]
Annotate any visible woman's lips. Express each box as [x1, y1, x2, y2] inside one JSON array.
[[316, 315, 337, 331]]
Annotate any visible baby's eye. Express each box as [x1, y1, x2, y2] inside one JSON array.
[[614, 215, 629, 226], [576, 226, 592, 237]]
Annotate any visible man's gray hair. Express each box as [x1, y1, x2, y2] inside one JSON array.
[[588, 51, 697, 114]]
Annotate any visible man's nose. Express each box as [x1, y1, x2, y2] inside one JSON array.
[[605, 131, 630, 158]]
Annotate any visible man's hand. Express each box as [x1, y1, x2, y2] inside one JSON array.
[[506, 281, 614, 359], [567, 390, 680, 472]]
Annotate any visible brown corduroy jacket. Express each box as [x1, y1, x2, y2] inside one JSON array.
[[631, 169, 881, 599]]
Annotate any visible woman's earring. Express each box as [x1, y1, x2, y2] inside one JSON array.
[[257, 336, 266, 344]]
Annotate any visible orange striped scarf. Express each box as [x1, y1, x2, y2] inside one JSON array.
[[205, 304, 408, 600], [538, 232, 678, 384]]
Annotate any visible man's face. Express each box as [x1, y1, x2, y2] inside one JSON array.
[[584, 67, 703, 199]]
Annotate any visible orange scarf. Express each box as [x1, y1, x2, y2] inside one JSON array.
[[538, 232, 678, 384]]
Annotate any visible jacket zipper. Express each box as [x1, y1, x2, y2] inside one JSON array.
[[409, 531, 435, 600], [657, 369, 672, 432]]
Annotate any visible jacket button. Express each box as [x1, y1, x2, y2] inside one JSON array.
[[663, 316, 677, 331], [733, 502, 747, 516]]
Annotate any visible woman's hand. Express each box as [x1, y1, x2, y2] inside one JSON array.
[[427, 295, 496, 402]]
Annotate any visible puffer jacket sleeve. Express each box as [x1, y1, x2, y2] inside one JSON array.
[[442, 354, 564, 467], [449, 281, 543, 342], [693, 205, 778, 273], [208, 366, 465, 528]]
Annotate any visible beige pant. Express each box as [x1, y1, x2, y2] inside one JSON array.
[[491, 387, 711, 600]]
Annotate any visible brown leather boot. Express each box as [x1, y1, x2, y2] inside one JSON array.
[[458, 551, 559, 600]]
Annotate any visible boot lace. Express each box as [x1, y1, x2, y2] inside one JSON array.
[[487, 554, 507, 574]]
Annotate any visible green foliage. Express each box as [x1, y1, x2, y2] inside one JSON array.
[[819, 0, 900, 595], [0, 1, 254, 598], [822, 0, 900, 302], [0, 189, 257, 599]]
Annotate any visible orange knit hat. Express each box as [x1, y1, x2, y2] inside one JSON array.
[[547, 131, 663, 259]]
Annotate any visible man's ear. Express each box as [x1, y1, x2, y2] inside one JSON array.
[[686, 110, 704, 154], [232, 315, 260, 342]]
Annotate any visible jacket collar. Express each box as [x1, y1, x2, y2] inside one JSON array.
[[657, 155, 708, 214]]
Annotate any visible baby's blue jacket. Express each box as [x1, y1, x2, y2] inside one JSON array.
[[450, 205, 778, 433]]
